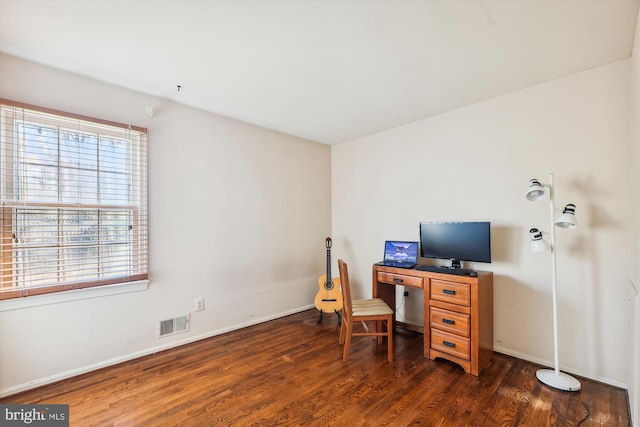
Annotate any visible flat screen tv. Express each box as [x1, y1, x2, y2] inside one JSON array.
[[419, 221, 492, 269]]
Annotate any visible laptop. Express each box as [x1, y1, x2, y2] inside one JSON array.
[[377, 241, 419, 269]]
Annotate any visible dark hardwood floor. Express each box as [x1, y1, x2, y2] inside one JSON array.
[[1, 309, 630, 426]]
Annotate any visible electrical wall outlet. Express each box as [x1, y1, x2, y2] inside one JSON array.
[[195, 297, 205, 312], [404, 291, 409, 297]]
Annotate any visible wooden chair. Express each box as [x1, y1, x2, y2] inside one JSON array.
[[338, 259, 394, 362]]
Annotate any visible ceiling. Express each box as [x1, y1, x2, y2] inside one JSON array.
[[0, 0, 638, 145]]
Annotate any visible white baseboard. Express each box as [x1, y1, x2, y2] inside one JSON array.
[[3, 308, 627, 398], [0, 304, 315, 398], [494, 345, 628, 390]]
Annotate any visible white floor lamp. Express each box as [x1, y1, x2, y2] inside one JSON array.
[[526, 173, 581, 392]]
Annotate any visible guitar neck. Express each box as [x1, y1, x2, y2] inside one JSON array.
[[326, 249, 331, 280]]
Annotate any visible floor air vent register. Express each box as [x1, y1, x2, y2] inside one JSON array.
[[158, 314, 190, 338]]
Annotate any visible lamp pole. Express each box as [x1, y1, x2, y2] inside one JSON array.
[[535, 173, 581, 391], [548, 173, 560, 377]]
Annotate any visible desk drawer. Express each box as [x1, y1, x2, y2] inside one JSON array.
[[431, 328, 470, 360], [377, 272, 423, 288], [430, 307, 470, 337], [430, 280, 470, 307]]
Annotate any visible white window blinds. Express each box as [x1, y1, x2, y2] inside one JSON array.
[[0, 99, 148, 299]]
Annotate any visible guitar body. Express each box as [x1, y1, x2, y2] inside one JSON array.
[[314, 237, 344, 313], [314, 274, 343, 313]]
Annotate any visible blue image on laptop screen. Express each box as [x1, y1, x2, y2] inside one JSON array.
[[384, 241, 418, 263]]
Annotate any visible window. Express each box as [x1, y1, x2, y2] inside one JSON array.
[[0, 99, 148, 299]]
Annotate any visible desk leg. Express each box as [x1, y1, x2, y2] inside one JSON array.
[[423, 279, 430, 359]]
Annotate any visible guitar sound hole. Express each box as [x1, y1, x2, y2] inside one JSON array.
[[325, 282, 334, 290]]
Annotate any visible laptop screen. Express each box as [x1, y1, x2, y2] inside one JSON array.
[[384, 241, 419, 263]]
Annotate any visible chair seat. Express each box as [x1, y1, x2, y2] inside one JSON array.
[[352, 298, 393, 316]]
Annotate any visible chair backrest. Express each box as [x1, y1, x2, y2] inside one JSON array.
[[338, 259, 352, 319]]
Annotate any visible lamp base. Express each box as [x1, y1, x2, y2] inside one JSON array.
[[536, 369, 581, 391]]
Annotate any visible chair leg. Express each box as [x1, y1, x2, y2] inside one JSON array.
[[343, 321, 352, 361], [339, 316, 346, 344], [386, 316, 393, 362]]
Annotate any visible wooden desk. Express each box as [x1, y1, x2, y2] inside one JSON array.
[[372, 264, 493, 376]]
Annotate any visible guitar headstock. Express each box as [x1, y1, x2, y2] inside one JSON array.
[[325, 237, 332, 249]]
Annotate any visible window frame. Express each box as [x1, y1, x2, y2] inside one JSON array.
[[0, 98, 148, 300]]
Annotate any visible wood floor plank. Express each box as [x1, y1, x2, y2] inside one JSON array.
[[0, 309, 630, 426]]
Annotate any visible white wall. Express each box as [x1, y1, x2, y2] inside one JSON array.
[[0, 53, 332, 396], [332, 59, 631, 387], [628, 4, 640, 424]]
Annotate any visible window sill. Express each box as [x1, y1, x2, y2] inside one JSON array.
[[0, 280, 150, 312]]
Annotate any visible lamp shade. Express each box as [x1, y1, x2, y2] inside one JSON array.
[[529, 228, 550, 252], [526, 179, 546, 201], [555, 203, 577, 229]]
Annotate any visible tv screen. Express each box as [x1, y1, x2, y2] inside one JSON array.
[[419, 221, 492, 268]]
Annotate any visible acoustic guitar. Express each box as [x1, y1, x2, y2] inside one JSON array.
[[314, 237, 343, 314]]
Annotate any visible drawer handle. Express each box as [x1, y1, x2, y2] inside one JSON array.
[[442, 318, 455, 325], [393, 278, 403, 283], [443, 340, 456, 348], [443, 289, 456, 295]]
